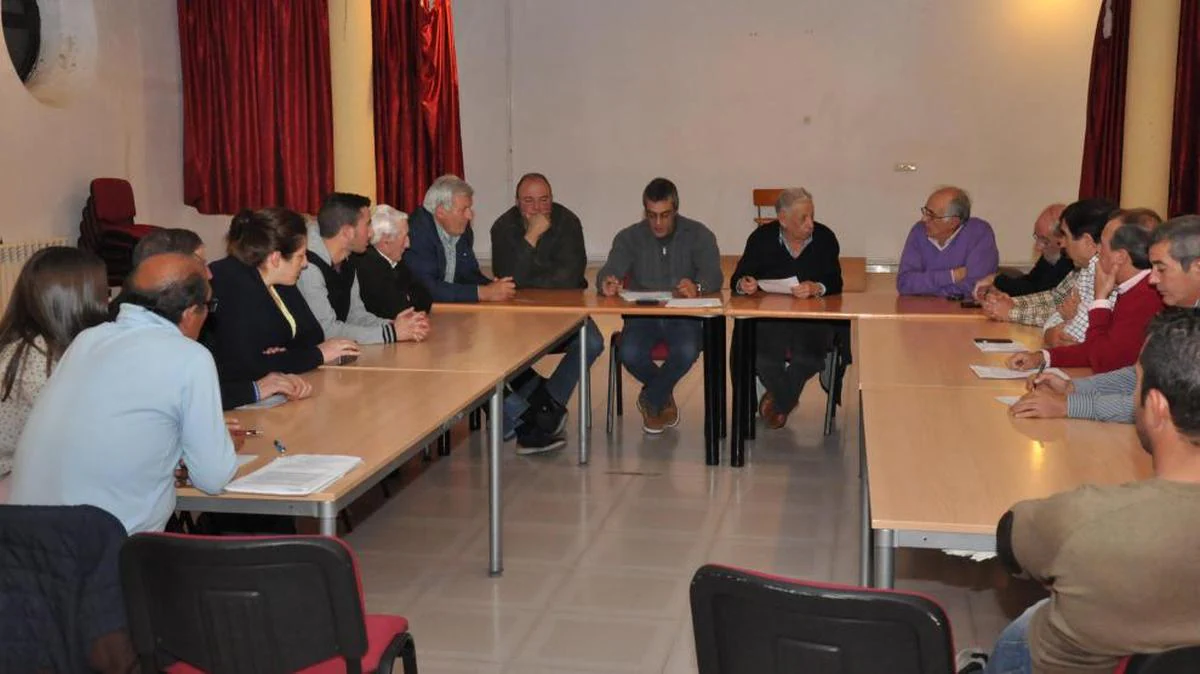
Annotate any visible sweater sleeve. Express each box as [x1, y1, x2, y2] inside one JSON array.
[[729, 231, 759, 294], [896, 227, 950, 296], [994, 257, 1055, 297], [546, 213, 588, 288], [490, 219, 532, 284], [1046, 289, 1159, 372], [596, 229, 636, 292], [818, 234, 843, 295], [296, 266, 394, 344], [949, 224, 1000, 298], [692, 226, 724, 292]]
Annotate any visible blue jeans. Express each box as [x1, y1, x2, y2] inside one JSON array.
[[503, 318, 605, 438], [619, 317, 704, 412], [985, 597, 1047, 674]]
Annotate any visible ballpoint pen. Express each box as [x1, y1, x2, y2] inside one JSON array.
[[273, 440, 288, 455]]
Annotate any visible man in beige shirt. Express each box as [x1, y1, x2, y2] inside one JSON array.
[[966, 309, 1200, 674]]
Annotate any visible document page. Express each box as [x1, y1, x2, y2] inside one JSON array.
[[619, 290, 673, 302], [224, 455, 363, 496], [969, 365, 1069, 380], [757, 277, 799, 295], [972, 341, 1027, 353], [665, 298, 723, 308]]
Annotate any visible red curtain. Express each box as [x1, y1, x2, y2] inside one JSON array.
[[177, 0, 334, 215], [1078, 0, 1131, 202], [372, 0, 465, 211], [1169, 0, 1200, 216]]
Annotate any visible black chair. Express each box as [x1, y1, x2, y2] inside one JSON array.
[[1121, 646, 1200, 673], [120, 533, 417, 673], [690, 564, 955, 674]]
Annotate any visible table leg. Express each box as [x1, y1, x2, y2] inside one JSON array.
[[578, 322, 590, 465], [744, 318, 757, 442], [488, 383, 504, 577], [873, 528, 895, 589], [717, 316, 727, 440], [703, 317, 720, 466], [319, 515, 336, 536], [730, 318, 745, 467], [858, 389, 871, 586]]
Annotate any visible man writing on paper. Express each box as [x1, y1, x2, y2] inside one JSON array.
[[8, 254, 238, 533], [597, 177, 723, 434], [1006, 210, 1163, 375], [973, 203, 1071, 298], [1011, 216, 1200, 421], [730, 187, 843, 429], [897, 186, 998, 297], [963, 310, 1200, 674]]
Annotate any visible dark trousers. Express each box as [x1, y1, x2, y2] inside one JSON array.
[[619, 317, 704, 412], [755, 320, 834, 412]]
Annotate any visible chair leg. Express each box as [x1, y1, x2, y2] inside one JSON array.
[[437, 429, 451, 456], [606, 345, 617, 434], [421, 446, 432, 462], [377, 632, 417, 674], [823, 345, 840, 436], [469, 407, 481, 431]]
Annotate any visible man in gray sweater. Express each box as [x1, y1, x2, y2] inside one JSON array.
[[1012, 215, 1200, 422], [597, 177, 723, 434]]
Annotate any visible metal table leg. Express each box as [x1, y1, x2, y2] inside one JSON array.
[[488, 383, 504, 577], [319, 515, 336, 536], [731, 318, 755, 467], [873, 528, 895, 589], [578, 321, 590, 465], [703, 317, 720, 466]]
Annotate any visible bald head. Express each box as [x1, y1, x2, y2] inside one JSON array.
[[921, 186, 972, 241], [120, 253, 211, 338], [1035, 203, 1068, 260], [128, 253, 204, 294]]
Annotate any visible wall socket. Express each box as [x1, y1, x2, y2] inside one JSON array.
[[894, 163, 918, 172]]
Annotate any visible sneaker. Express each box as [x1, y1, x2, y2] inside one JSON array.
[[515, 427, 566, 455], [758, 392, 788, 430], [954, 649, 988, 674], [636, 396, 666, 435], [662, 395, 680, 428]]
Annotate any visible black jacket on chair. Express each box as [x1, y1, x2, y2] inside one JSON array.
[[205, 256, 325, 409], [351, 246, 433, 318]]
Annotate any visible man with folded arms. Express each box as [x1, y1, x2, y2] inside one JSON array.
[[8, 254, 238, 533], [1007, 210, 1163, 375], [897, 186, 998, 297], [730, 187, 842, 429], [597, 177, 723, 434], [1012, 216, 1200, 421], [973, 203, 1071, 298], [961, 310, 1200, 674]]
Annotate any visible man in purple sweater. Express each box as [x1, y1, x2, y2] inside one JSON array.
[[897, 186, 999, 297]]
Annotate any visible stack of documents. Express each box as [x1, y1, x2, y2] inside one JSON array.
[[224, 455, 363, 496], [969, 365, 1070, 380], [665, 298, 723, 308], [972, 341, 1027, 353], [618, 290, 672, 302]]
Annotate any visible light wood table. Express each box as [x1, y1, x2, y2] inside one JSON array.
[[429, 290, 731, 466], [177, 368, 505, 570]]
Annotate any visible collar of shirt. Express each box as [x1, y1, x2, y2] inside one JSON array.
[[1116, 268, 1151, 295], [435, 222, 461, 248], [779, 230, 812, 259], [927, 223, 964, 252], [374, 246, 399, 269], [115, 303, 179, 331]]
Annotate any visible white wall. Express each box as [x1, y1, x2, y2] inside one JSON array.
[[455, 0, 1100, 264]]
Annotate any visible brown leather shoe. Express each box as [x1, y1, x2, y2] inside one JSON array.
[[637, 397, 666, 434], [758, 392, 788, 430], [662, 395, 680, 428]]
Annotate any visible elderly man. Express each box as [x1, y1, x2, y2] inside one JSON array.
[[9, 254, 238, 533], [973, 204, 1071, 298], [897, 186, 998, 297], [982, 199, 1118, 347], [491, 172, 588, 288], [1012, 215, 1200, 422], [597, 177, 723, 434], [1007, 210, 1163, 374], [299, 192, 428, 344], [730, 187, 842, 428], [960, 310, 1200, 674], [353, 204, 433, 318]]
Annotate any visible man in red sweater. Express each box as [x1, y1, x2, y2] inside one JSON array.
[[1008, 210, 1162, 374]]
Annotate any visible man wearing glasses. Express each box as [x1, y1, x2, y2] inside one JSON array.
[[973, 204, 1072, 298], [597, 177, 723, 434], [897, 186, 999, 297]]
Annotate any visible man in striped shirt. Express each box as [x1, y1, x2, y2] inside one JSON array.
[[1011, 215, 1200, 421]]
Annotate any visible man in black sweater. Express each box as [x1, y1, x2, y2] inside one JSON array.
[[353, 204, 433, 318], [973, 203, 1073, 298], [731, 188, 842, 429]]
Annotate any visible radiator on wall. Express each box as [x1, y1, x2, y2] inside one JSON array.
[[0, 238, 70, 316]]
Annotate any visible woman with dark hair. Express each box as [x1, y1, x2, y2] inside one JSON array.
[[0, 247, 109, 494], [206, 208, 359, 409]]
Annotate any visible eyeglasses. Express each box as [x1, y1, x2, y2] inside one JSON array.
[[1033, 234, 1056, 246], [920, 207, 954, 221], [203, 298, 219, 314]]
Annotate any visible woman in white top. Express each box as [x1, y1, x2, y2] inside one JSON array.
[[0, 247, 109, 498]]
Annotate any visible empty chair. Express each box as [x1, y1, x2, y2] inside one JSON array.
[[120, 533, 417, 673], [78, 178, 161, 285]]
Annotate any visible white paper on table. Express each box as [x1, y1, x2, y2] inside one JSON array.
[[236, 454, 258, 467], [973, 341, 1028, 353], [665, 298, 723, 309], [236, 393, 287, 410], [224, 455, 363, 496], [943, 549, 998, 562], [969, 365, 1070, 380], [757, 277, 800, 295], [619, 290, 673, 302], [994, 396, 1021, 406]]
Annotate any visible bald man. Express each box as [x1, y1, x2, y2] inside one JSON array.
[[974, 204, 1072, 298], [898, 186, 999, 297], [10, 253, 237, 533]]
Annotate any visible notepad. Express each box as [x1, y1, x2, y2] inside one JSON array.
[[973, 341, 1027, 353], [994, 396, 1021, 406], [619, 290, 673, 302], [665, 298, 723, 309], [236, 393, 287, 410], [236, 454, 258, 467], [224, 455, 363, 496], [969, 365, 1070, 380], [757, 277, 799, 294]]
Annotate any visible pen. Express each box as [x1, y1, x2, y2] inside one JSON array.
[[273, 440, 288, 455], [231, 428, 262, 437], [1031, 361, 1047, 388]]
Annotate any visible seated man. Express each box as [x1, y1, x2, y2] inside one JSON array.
[[984, 200, 1118, 347], [897, 186, 998, 297], [353, 204, 433, 318], [597, 177, 723, 434], [405, 175, 575, 454], [1012, 215, 1200, 422], [8, 254, 238, 533], [298, 192, 429, 344], [1008, 210, 1163, 374], [966, 310, 1200, 674], [730, 187, 842, 429], [973, 203, 1071, 298]]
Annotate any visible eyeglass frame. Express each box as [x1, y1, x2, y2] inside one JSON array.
[[920, 206, 958, 222]]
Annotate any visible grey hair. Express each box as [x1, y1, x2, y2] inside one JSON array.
[[369, 204, 408, 245], [422, 175, 474, 214], [1110, 219, 1155, 270], [939, 186, 972, 221], [1153, 215, 1200, 271], [775, 188, 813, 215]]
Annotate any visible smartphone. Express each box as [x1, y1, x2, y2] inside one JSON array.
[[960, 299, 982, 309], [337, 354, 359, 365], [635, 299, 662, 306], [974, 338, 1014, 344]]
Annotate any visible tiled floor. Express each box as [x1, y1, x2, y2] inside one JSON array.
[[344, 317, 1045, 673]]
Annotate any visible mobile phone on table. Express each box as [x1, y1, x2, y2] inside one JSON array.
[[973, 338, 1013, 344], [337, 354, 358, 365], [635, 299, 662, 306]]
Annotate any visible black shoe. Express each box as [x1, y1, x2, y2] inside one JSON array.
[[523, 380, 569, 435], [515, 427, 566, 456]]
